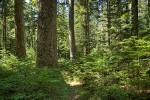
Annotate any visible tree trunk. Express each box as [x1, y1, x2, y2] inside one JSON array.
[[125, 0, 130, 38], [85, 0, 90, 54], [36, 0, 58, 68], [2, 0, 7, 50], [131, 0, 138, 36], [69, 0, 76, 60], [14, 0, 26, 58], [106, 0, 111, 47], [116, 0, 123, 41], [79, 0, 90, 54]]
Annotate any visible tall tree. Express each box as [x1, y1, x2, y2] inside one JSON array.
[[2, 0, 7, 50], [125, 0, 130, 37], [106, 0, 111, 47], [69, 0, 76, 60], [85, 0, 90, 54], [79, 0, 90, 54], [131, 0, 138, 36], [14, 0, 26, 58], [36, 0, 58, 67]]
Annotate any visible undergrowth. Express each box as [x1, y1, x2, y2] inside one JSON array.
[[0, 50, 70, 100], [60, 37, 150, 100]]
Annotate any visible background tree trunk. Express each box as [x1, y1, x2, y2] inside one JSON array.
[[2, 0, 7, 50], [131, 0, 138, 36], [106, 0, 111, 47], [85, 0, 90, 54], [14, 0, 26, 58], [69, 0, 76, 60], [125, 0, 130, 38], [36, 0, 58, 68], [79, 0, 90, 54]]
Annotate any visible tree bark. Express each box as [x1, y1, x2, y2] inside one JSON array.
[[14, 0, 26, 58], [79, 0, 90, 54], [124, 0, 130, 38], [131, 0, 138, 36], [36, 0, 58, 68], [85, 0, 90, 54], [2, 0, 7, 50], [69, 0, 76, 60], [106, 0, 111, 47]]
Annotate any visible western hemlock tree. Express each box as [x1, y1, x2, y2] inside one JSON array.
[[14, 0, 26, 58], [69, 0, 76, 60], [106, 0, 111, 46], [36, 0, 58, 68], [2, 0, 8, 50], [79, 0, 91, 54], [131, 0, 138, 36]]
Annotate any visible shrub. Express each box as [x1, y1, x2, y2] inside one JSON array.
[[0, 53, 70, 100]]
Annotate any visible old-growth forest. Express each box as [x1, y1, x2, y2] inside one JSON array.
[[0, 0, 150, 99]]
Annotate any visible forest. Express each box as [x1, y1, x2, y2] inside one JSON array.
[[0, 0, 150, 99]]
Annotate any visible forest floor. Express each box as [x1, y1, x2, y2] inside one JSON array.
[[67, 81, 83, 100]]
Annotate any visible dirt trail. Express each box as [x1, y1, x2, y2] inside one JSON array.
[[68, 81, 82, 100]]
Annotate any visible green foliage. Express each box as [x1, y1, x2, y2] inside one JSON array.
[[0, 0, 150, 100], [119, 37, 150, 58], [0, 52, 70, 100], [61, 36, 150, 99], [99, 85, 136, 100], [79, 85, 136, 100], [57, 3, 70, 58]]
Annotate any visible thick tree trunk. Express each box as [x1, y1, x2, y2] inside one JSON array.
[[69, 0, 76, 60], [36, 0, 58, 68], [14, 0, 26, 58], [131, 0, 138, 36]]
